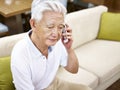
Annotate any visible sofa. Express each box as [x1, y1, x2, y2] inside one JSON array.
[[0, 5, 120, 90]]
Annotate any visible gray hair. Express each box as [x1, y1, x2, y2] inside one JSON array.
[[31, 0, 67, 22]]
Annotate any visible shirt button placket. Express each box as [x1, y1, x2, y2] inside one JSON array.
[[42, 56, 46, 60]]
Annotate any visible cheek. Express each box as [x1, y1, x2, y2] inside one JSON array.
[[58, 32, 62, 40]]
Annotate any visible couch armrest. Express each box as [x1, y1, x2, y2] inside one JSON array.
[[0, 33, 26, 57], [65, 5, 108, 49]]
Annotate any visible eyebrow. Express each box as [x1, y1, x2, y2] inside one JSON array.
[[46, 23, 65, 27], [58, 23, 66, 26]]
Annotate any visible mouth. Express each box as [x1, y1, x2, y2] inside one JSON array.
[[48, 38, 58, 42]]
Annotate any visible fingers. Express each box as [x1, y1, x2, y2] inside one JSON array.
[[65, 25, 72, 40]]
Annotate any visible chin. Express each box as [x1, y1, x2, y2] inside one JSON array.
[[47, 40, 57, 46]]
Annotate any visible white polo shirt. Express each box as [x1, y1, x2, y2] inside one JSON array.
[[11, 31, 68, 90]]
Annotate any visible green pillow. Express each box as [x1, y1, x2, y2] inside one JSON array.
[[0, 56, 15, 90], [97, 12, 120, 41]]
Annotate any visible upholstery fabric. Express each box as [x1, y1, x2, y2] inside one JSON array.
[[75, 40, 120, 84], [57, 67, 98, 89], [65, 6, 108, 49], [0, 56, 15, 90], [0, 33, 26, 57], [97, 12, 120, 41]]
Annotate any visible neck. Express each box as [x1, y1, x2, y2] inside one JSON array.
[[30, 32, 48, 58]]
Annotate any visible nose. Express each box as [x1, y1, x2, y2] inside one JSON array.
[[51, 28, 58, 35], [51, 28, 61, 39]]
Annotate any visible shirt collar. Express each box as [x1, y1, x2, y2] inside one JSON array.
[[26, 30, 54, 57]]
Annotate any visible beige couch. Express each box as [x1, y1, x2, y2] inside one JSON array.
[[0, 5, 120, 90]]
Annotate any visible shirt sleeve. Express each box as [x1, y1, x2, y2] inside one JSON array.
[[11, 49, 35, 90], [59, 40, 68, 67]]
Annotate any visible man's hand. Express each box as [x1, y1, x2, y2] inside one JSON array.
[[62, 24, 73, 49]]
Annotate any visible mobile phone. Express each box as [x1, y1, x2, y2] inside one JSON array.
[[62, 25, 68, 43]]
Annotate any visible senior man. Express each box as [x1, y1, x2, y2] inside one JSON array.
[[11, 0, 92, 90]]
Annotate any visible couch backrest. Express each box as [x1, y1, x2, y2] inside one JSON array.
[[65, 5, 108, 49], [0, 6, 108, 57], [0, 33, 26, 57]]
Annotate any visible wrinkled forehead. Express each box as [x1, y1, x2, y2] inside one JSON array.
[[40, 11, 64, 25], [43, 11, 64, 19]]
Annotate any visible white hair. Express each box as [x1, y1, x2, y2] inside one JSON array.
[[31, 0, 67, 22]]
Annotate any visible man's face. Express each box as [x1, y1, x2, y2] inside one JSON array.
[[35, 11, 64, 46]]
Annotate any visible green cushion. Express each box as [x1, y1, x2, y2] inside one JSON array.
[[97, 12, 120, 41], [0, 56, 15, 90]]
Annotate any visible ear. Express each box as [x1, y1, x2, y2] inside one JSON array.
[[29, 19, 36, 29]]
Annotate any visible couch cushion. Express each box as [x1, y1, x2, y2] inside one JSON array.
[[75, 40, 120, 84], [0, 56, 15, 90], [57, 67, 98, 89], [65, 5, 107, 49], [0, 33, 26, 57], [97, 12, 120, 41]]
